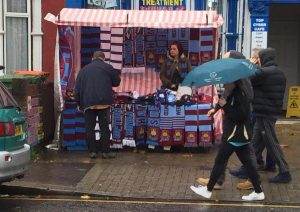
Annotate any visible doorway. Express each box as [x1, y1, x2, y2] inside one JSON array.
[[268, 4, 300, 109]]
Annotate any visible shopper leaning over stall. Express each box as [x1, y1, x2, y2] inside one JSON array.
[[75, 51, 121, 159]]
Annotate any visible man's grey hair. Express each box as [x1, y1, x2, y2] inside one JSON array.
[[93, 51, 105, 60]]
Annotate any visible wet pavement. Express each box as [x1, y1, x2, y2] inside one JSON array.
[[2, 121, 300, 205]]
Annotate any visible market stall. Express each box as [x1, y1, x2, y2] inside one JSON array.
[[45, 8, 224, 151]]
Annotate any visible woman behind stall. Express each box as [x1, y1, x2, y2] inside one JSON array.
[[160, 41, 192, 91]]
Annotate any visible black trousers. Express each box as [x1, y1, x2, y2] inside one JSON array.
[[207, 141, 262, 193], [84, 108, 110, 153], [252, 117, 289, 174]]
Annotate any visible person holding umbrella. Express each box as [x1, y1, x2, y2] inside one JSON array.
[[160, 41, 191, 91], [190, 51, 265, 201]]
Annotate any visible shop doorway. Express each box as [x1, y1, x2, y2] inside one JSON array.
[[269, 4, 300, 109]]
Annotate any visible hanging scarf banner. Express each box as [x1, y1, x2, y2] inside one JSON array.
[[58, 26, 76, 95], [139, 0, 186, 10]]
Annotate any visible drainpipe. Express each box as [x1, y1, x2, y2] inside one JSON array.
[[226, 0, 239, 51]]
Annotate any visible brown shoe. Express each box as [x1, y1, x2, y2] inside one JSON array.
[[196, 177, 222, 190], [237, 180, 254, 190]]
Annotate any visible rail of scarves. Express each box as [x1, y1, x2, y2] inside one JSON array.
[[110, 90, 214, 149]]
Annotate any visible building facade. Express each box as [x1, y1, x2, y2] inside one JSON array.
[[1, 0, 299, 108]]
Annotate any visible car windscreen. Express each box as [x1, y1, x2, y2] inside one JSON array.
[[0, 81, 19, 107]]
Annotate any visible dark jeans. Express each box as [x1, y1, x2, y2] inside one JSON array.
[[252, 117, 289, 174], [84, 108, 110, 153], [207, 141, 262, 193]]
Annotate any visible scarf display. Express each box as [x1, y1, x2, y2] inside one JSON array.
[[75, 110, 86, 147], [198, 103, 213, 148], [81, 27, 101, 67], [145, 28, 157, 69], [173, 106, 185, 145], [100, 27, 111, 63], [135, 104, 147, 146], [110, 27, 124, 73], [155, 29, 168, 72], [123, 28, 145, 73], [122, 104, 136, 147], [110, 104, 124, 149], [146, 105, 160, 148], [62, 101, 77, 148], [199, 28, 215, 64], [159, 105, 174, 146], [59, 26, 76, 95], [184, 105, 198, 147], [188, 28, 200, 67], [123, 28, 134, 71]]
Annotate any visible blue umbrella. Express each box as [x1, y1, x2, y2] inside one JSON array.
[[181, 58, 259, 87]]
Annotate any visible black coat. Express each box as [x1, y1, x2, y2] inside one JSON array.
[[251, 48, 286, 118], [222, 86, 252, 144], [75, 59, 121, 110]]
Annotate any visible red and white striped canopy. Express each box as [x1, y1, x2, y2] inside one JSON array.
[[45, 9, 223, 28], [127, 10, 223, 28], [45, 8, 128, 27]]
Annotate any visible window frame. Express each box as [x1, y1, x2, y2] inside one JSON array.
[[3, 0, 31, 74]]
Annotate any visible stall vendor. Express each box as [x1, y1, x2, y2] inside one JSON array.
[[160, 41, 192, 91]]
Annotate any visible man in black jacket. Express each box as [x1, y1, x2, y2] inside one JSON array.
[[75, 51, 121, 159], [250, 48, 291, 183], [234, 48, 291, 184]]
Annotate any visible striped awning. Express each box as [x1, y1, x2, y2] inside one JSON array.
[[45, 9, 223, 28], [127, 10, 223, 28], [44, 8, 128, 27]]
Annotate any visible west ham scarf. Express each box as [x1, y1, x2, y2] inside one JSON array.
[[122, 104, 136, 147], [146, 105, 160, 148], [111, 104, 124, 149], [184, 105, 198, 147], [134, 104, 147, 146], [198, 103, 213, 148]]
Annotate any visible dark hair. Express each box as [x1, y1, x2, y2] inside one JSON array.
[[169, 41, 184, 57], [228, 50, 245, 59]]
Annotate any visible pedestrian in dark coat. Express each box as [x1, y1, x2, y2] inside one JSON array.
[[75, 51, 121, 159], [191, 79, 265, 201], [251, 48, 291, 183]]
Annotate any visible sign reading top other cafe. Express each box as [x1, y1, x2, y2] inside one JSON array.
[[140, 0, 186, 10]]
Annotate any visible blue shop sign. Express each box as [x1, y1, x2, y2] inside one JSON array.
[[251, 18, 268, 32], [251, 18, 269, 49], [139, 0, 186, 10]]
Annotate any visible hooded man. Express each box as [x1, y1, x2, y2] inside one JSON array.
[[250, 48, 291, 183]]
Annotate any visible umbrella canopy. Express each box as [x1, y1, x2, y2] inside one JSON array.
[[181, 58, 259, 87]]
